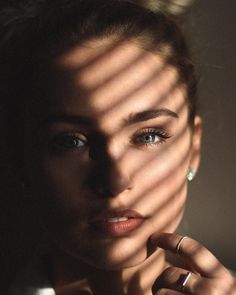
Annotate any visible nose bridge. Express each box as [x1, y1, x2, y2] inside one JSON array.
[[88, 134, 131, 197], [106, 134, 124, 162], [96, 135, 128, 178], [90, 128, 124, 163], [105, 136, 132, 185]]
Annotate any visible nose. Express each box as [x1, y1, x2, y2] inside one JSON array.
[[92, 168, 130, 198], [87, 138, 131, 198]]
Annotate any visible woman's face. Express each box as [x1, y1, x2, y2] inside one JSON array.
[[23, 38, 201, 270]]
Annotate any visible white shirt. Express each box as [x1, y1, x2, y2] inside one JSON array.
[[9, 253, 55, 295]]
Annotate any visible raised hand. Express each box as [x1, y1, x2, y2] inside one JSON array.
[[151, 233, 236, 294]]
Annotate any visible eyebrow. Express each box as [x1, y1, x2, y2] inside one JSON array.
[[43, 108, 178, 128], [125, 108, 179, 125]]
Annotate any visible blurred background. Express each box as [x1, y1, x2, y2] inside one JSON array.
[[183, 0, 236, 271], [1, 0, 236, 291]]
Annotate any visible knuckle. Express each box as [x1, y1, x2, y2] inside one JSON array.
[[187, 240, 203, 255], [163, 266, 178, 277], [217, 276, 236, 295], [161, 266, 179, 283]]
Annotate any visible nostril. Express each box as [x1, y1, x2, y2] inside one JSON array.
[[90, 175, 131, 198], [87, 155, 131, 197]]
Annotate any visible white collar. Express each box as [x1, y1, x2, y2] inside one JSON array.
[[9, 251, 55, 295]]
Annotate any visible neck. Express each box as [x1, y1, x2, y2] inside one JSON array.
[[48, 248, 168, 295]]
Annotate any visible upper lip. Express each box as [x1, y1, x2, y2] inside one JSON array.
[[90, 208, 145, 222]]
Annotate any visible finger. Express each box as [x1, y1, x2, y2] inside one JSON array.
[[155, 289, 184, 295], [151, 233, 229, 278], [155, 266, 236, 295], [156, 266, 201, 294]]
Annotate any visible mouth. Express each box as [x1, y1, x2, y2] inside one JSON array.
[[89, 209, 146, 237]]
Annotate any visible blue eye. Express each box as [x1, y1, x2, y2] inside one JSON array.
[[133, 128, 170, 147], [139, 133, 160, 144], [50, 133, 87, 151]]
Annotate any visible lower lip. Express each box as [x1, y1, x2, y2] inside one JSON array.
[[91, 218, 144, 237]]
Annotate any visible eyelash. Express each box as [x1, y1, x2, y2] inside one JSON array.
[[49, 127, 171, 153], [132, 128, 171, 147]]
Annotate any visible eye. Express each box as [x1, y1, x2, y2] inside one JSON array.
[[132, 128, 171, 147], [49, 133, 88, 152]]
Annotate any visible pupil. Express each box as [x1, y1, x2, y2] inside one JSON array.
[[65, 137, 78, 146], [145, 135, 154, 142]]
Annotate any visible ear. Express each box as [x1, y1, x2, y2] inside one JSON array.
[[189, 115, 202, 174]]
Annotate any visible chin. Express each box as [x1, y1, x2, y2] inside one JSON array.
[[62, 234, 149, 271], [96, 244, 148, 271]]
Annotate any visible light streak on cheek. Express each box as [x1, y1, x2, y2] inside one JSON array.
[[130, 132, 191, 197], [128, 125, 191, 182], [126, 146, 172, 183], [130, 149, 184, 198], [129, 146, 189, 218], [137, 185, 187, 241], [151, 185, 186, 226], [137, 174, 187, 218]]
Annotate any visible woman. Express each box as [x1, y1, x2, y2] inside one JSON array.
[[1, 0, 235, 294]]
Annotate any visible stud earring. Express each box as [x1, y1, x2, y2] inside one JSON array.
[[187, 168, 195, 181]]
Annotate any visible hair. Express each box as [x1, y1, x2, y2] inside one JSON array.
[[0, 0, 197, 139]]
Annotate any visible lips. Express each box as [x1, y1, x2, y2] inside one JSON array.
[[90, 209, 145, 237]]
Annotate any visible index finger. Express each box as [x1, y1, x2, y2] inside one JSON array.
[[151, 233, 229, 278]]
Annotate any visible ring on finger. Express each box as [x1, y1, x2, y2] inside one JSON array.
[[176, 236, 188, 255], [179, 271, 192, 292]]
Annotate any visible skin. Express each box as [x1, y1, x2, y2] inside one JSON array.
[[22, 38, 235, 294]]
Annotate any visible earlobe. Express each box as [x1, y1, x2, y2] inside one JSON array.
[[189, 115, 202, 175]]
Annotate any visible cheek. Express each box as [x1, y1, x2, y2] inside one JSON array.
[[26, 151, 92, 226], [29, 149, 88, 191], [145, 183, 187, 234], [124, 129, 191, 230]]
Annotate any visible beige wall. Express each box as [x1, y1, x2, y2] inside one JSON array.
[[182, 0, 236, 270]]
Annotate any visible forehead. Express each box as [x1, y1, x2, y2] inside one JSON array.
[[47, 38, 187, 127]]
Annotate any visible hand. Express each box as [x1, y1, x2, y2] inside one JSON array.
[[151, 233, 236, 294]]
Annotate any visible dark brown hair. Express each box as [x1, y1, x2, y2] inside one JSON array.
[[0, 0, 197, 130]]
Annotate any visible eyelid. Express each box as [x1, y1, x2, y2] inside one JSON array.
[[49, 131, 88, 140], [133, 126, 171, 137], [69, 132, 87, 141]]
